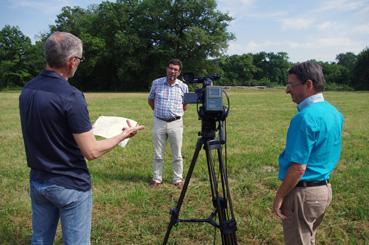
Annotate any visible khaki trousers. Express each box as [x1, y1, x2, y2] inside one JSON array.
[[281, 184, 332, 245], [152, 117, 183, 183]]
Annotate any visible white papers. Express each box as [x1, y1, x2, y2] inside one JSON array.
[[92, 116, 137, 148]]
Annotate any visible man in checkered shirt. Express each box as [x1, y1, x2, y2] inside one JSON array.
[[148, 59, 189, 189]]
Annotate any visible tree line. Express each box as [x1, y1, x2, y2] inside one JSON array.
[[1, 0, 368, 91]]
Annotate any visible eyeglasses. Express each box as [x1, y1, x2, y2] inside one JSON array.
[[286, 82, 304, 88], [73, 56, 85, 63]]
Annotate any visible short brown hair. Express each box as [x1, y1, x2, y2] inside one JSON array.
[[168, 58, 182, 71]]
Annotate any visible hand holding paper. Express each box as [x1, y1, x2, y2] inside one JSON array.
[[122, 120, 144, 139], [93, 116, 144, 147]]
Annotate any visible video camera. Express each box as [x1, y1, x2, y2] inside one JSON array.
[[183, 73, 228, 122]]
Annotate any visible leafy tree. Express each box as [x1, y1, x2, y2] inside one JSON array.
[[218, 54, 256, 85], [49, 0, 234, 91], [352, 48, 369, 90], [333, 52, 357, 85], [267, 52, 290, 85], [319, 62, 345, 84], [252, 52, 290, 85], [0, 25, 38, 87], [336, 52, 357, 71]]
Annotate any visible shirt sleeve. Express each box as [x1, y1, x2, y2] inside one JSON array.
[[182, 83, 189, 104], [148, 80, 156, 100], [65, 91, 92, 134], [184, 83, 189, 93], [283, 114, 317, 165]]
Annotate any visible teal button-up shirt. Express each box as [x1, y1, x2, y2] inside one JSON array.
[[278, 94, 344, 181]]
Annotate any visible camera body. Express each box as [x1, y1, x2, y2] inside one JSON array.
[[183, 73, 228, 122]]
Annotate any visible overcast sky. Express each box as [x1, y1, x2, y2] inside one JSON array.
[[1, 0, 368, 62]]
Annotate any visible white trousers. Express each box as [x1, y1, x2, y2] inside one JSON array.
[[152, 117, 183, 183]]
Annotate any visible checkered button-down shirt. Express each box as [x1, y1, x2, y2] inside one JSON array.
[[148, 77, 188, 120]]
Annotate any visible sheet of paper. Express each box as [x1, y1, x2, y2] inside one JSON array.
[[92, 116, 137, 148]]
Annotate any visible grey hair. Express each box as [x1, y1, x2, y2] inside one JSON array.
[[288, 61, 325, 92], [44, 32, 83, 68]]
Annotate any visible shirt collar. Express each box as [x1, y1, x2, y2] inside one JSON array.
[[297, 93, 324, 111], [166, 78, 180, 87], [41, 69, 67, 81]]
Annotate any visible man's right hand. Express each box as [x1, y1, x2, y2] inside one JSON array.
[[122, 120, 144, 139], [74, 121, 144, 161]]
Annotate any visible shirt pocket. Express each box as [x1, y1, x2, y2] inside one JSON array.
[[157, 90, 168, 100]]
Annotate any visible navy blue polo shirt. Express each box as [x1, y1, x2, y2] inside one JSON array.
[[19, 70, 92, 191]]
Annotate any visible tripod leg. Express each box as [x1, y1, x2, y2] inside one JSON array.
[[204, 141, 238, 245], [204, 142, 228, 243], [217, 147, 238, 244], [217, 146, 236, 222], [162, 138, 203, 245]]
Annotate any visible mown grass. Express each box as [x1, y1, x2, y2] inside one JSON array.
[[0, 88, 368, 244]]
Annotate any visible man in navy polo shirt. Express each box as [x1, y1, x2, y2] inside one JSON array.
[[19, 32, 144, 245], [273, 61, 344, 244]]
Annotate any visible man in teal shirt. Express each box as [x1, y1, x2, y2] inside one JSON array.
[[273, 61, 344, 244]]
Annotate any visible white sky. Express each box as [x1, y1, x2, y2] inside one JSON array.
[[1, 0, 368, 62]]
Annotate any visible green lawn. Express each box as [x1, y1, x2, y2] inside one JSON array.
[[0, 88, 368, 244]]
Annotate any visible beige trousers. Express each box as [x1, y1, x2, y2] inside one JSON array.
[[152, 117, 183, 183], [281, 184, 332, 245]]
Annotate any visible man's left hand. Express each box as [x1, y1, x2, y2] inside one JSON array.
[[273, 195, 287, 220]]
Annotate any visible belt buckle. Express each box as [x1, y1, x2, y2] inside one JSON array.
[[169, 116, 180, 122]]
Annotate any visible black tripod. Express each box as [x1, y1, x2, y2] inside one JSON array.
[[163, 119, 237, 245]]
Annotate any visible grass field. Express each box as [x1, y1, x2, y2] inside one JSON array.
[[0, 88, 368, 244]]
